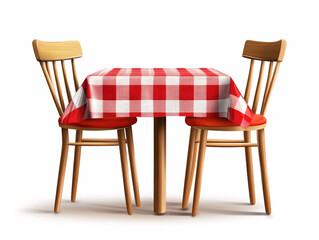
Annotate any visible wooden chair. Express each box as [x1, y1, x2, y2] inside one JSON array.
[[32, 40, 140, 215], [182, 40, 287, 216]]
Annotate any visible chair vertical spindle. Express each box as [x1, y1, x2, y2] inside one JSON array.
[[53, 61, 66, 111], [252, 61, 265, 113], [61, 60, 72, 103], [40, 62, 63, 116], [260, 62, 274, 114], [45, 61, 53, 85], [261, 62, 281, 115], [72, 59, 80, 91], [244, 60, 255, 102]]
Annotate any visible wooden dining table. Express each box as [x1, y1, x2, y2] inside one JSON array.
[[61, 68, 254, 214]]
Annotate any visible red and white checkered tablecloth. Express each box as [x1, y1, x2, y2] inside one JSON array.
[[61, 68, 254, 128]]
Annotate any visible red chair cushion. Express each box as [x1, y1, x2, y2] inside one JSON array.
[[185, 114, 266, 128], [59, 117, 137, 128]]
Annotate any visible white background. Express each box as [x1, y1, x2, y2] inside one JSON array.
[[1, 0, 318, 239]]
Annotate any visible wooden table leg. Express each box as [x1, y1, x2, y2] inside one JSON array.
[[154, 117, 166, 214]]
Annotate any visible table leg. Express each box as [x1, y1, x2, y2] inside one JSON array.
[[154, 117, 166, 214]]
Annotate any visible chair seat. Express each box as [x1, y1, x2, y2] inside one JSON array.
[[185, 114, 266, 128], [59, 117, 137, 129]]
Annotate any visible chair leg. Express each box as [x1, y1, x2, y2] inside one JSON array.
[[190, 129, 201, 190], [257, 129, 271, 215], [125, 126, 141, 207], [244, 131, 256, 205], [182, 128, 200, 209], [118, 129, 133, 215], [192, 129, 208, 216], [71, 130, 83, 202], [54, 128, 69, 213]]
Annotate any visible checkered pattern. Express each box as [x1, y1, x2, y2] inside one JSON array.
[[61, 68, 254, 128]]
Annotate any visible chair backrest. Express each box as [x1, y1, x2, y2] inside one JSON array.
[[32, 39, 83, 116], [242, 39, 286, 116]]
